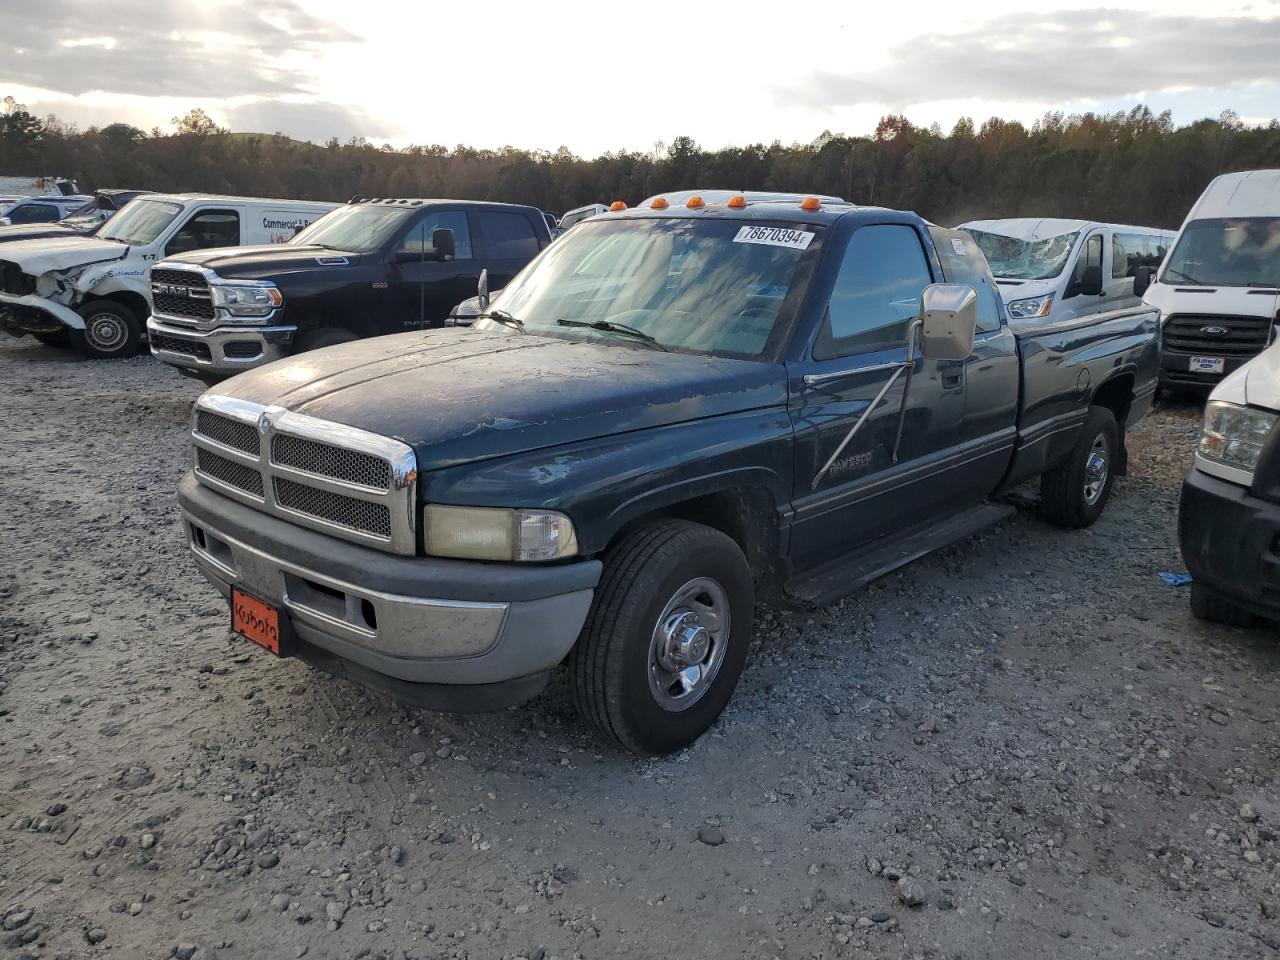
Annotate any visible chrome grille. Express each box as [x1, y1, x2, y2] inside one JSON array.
[[272, 434, 391, 489], [189, 395, 416, 553], [274, 478, 392, 537], [1162, 314, 1272, 358], [196, 410, 258, 453], [196, 448, 264, 498]]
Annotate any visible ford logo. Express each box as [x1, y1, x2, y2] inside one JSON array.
[[1199, 325, 1230, 336]]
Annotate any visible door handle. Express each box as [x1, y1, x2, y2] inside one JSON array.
[[942, 370, 963, 389]]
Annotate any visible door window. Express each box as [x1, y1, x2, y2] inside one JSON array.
[[1069, 233, 1104, 289], [397, 211, 472, 259], [166, 210, 239, 256], [9, 202, 60, 224], [814, 224, 932, 359], [928, 226, 1003, 333], [475, 211, 540, 259]]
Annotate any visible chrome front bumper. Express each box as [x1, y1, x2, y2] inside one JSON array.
[[148, 316, 296, 374], [179, 474, 600, 689]]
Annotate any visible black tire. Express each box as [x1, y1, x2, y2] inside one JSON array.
[[567, 520, 754, 754], [294, 327, 357, 353], [69, 299, 141, 359], [1040, 406, 1119, 529], [1190, 582, 1258, 628], [32, 329, 70, 348]]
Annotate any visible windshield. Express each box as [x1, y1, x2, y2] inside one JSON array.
[[291, 204, 416, 253], [480, 217, 818, 357], [97, 199, 184, 245], [962, 228, 1080, 280], [1161, 217, 1280, 287]]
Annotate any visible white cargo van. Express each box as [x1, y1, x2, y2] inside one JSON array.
[[1140, 170, 1280, 394], [0, 176, 80, 197], [0, 194, 337, 358], [959, 218, 1174, 328]]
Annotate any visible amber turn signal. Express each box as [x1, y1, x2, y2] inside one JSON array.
[[686, 196, 705, 209], [800, 196, 821, 211], [727, 195, 747, 208], [609, 200, 627, 211], [651, 197, 669, 209]]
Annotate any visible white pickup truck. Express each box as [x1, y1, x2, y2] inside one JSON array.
[[0, 193, 336, 358]]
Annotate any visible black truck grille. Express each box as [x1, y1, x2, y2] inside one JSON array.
[[151, 268, 214, 320], [1162, 313, 1273, 358], [151, 333, 212, 361], [0, 261, 35, 297]]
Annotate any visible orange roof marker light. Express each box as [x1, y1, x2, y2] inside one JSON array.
[[686, 195, 705, 209], [727, 195, 747, 209], [800, 196, 822, 211], [650, 197, 669, 209], [609, 200, 627, 211]]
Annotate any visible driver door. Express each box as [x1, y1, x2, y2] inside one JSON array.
[[1060, 230, 1104, 321]]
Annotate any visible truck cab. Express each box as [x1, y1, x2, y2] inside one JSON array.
[[148, 198, 552, 382], [959, 218, 1174, 328], [0, 193, 336, 357], [1140, 170, 1280, 395]]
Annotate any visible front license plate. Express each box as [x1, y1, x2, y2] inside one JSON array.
[[1190, 356, 1225, 374], [231, 588, 284, 655]]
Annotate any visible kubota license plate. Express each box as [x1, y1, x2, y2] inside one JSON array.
[[231, 588, 285, 655]]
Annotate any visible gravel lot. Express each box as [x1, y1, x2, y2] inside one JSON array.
[[2, 336, 1278, 960]]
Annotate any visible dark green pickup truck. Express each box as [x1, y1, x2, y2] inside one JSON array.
[[177, 191, 1159, 753]]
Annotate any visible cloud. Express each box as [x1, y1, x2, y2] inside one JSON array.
[[223, 100, 400, 142], [0, 0, 357, 98], [774, 9, 1280, 110]]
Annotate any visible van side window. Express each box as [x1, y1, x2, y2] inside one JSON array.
[[814, 224, 932, 360], [927, 226, 1002, 334], [476, 211, 540, 259], [167, 210, 239, 256], [398, 211, 473, 259], [1113, 233, 1165, 278], [1071, 233, 1103, 285]]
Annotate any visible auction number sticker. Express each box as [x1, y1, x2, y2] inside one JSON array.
[[733, 225, 814, 250]]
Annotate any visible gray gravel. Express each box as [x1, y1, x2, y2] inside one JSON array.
[[2, 336, 1279, 959]]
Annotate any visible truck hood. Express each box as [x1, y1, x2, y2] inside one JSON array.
[[216, 328, 786, 469], [1241, 341, 1280, 411], [0, 235, 128, 274], [169, 244, 362, 280]]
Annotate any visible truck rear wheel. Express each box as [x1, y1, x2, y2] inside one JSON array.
[[69, 300, 141, 359], [1040, 406, 1118, 529], [1190, 582, 1258, 628], [567, 520, 754, 754]]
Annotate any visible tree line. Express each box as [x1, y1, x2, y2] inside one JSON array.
[[2, 98, 1279, 229]]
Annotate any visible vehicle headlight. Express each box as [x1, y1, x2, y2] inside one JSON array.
[[1199, 401, 1277, 475], [210, 283, 282, 320], [1006, 293, 1054, 320], [423, 505, 578, 561]]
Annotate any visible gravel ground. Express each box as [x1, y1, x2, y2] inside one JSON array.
[[1, 337, 1278, 960]]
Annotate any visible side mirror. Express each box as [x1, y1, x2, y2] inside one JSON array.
[[432, 228, 455, 262], [1069, 264, 1104, 298], [918, 284, 978, 361], [477, 268, 490, 311], [1133, 265, 1154, 297]]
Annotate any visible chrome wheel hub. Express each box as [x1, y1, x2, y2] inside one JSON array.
[[648, 577, 729, 712], [1083, 433, 1109, 505]]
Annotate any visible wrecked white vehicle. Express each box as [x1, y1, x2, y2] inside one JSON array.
[[0, 193, 336, 358]]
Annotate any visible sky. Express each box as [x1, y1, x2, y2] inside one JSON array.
[[1, 0, 1278, 156]]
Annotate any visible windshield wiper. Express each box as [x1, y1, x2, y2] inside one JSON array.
[[556, 318, 668, 351], [1165, 268, 1202, 285], [478, 309, 524, 330]]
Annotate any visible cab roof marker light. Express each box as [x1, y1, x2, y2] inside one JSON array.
[[650, 197, 669, 209], [800, 196, 821, 211], [609, 200, 627, 211], [686, 196, 705, 209], [727, 195, 747, 209]]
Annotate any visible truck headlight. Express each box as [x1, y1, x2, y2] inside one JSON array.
[[211, 283, 282, 319], [1199, 401, 1277, 474], [423, 505, 578, 561], [1006, 293, 1053, 320]]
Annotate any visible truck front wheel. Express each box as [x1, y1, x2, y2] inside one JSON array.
[[1040, 406, 1119, 529], [70, 300, 141, 359], [568, 520, 754, 754]]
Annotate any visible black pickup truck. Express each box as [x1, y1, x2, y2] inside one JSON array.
[[147, 198, 551, 382], [176, 192, 1159, 753]]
